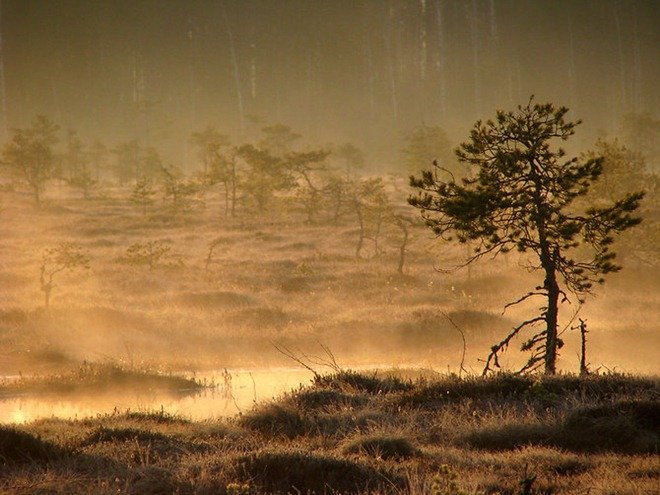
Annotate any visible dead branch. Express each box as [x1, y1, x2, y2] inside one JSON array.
[[440, 311, 468, 376]]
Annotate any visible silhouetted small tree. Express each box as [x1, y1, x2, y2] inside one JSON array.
[[67, 164, 97, 199], [322, 174, 351, 225], [347, 177, 389, 259], [236, 144, 294, 212], [190, 126, 230, 174], [286, 149, 331, 223], [204, 146, 238, 218], [258, 123, 300, 157], [39, 242, 90, 309], [122, 240, 182, 271], [1, 115, 59, 206], [161, 166, 204, 214], [409, 99, 644, 374], [334, 143, 365, 180], [393, 214, 416, 275]]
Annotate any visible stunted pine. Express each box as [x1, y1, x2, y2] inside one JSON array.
[[122, 240, 182, 271], [409, 99, 644, 374], [39, 243, 90, 309]]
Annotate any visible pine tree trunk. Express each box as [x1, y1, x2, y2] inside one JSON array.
[[544, 265, 560, 374], [223, 181, 229, 219], [631, 2, 642, 113], [567, 15, 577, 112], [230, 156, 237, 217], [470, 0, 481, 116], [612, 2, 626, 118]]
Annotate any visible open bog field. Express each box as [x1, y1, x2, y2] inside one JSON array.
[[0, 186, 658, 494], [1, 187, 658, 377]]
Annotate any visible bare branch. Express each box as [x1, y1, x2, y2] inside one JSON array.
[[440, 311, 468, 376]]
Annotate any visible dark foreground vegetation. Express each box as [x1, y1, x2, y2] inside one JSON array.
[[1, 371, 657, 494]]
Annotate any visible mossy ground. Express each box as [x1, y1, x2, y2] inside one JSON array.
[[1, 371, 657, 494]]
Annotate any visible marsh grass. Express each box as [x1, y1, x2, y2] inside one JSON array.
[[0, 180, 658, 493], [0, 371, 658, 494]]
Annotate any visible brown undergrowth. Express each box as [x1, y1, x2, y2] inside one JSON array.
[[1, 371, 657, 494]]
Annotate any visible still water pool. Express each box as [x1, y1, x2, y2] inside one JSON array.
[[0, 368, 314, 424]]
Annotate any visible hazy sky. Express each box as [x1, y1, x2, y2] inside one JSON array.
[[2, 0, 658, 166]]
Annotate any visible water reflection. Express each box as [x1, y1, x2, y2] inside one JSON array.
[[0, 368, 314, 424]]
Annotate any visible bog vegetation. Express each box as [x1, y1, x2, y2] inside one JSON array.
[[0, 101, 658, 494], [1, 371, 658, 494]]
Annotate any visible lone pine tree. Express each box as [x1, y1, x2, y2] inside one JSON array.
[[409, 99, 644, 374]]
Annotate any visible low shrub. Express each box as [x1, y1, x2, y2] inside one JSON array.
[[462, 422, 554, 451], [463, 400, 659, 454], [294, 388, 367, 411]]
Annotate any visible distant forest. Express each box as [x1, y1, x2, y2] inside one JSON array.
[[1, 0, 658, 166]]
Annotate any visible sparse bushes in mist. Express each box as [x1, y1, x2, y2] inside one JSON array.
[[1, 115, 59, 207], [39, 242, 90, 309], [161, 165, 205, 214], [62, 130, 97, 200], [120, 240, 182, 271]]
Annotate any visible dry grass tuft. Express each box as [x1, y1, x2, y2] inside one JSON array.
[[229, 449, 406, 494], [314, 370, 413, 394]]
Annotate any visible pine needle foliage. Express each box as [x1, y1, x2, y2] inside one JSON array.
[[409, 98, 644, 374]]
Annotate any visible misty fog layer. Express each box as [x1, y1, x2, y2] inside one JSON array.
[[0, 1, 658, 424], [2, 0, 658, 166]]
